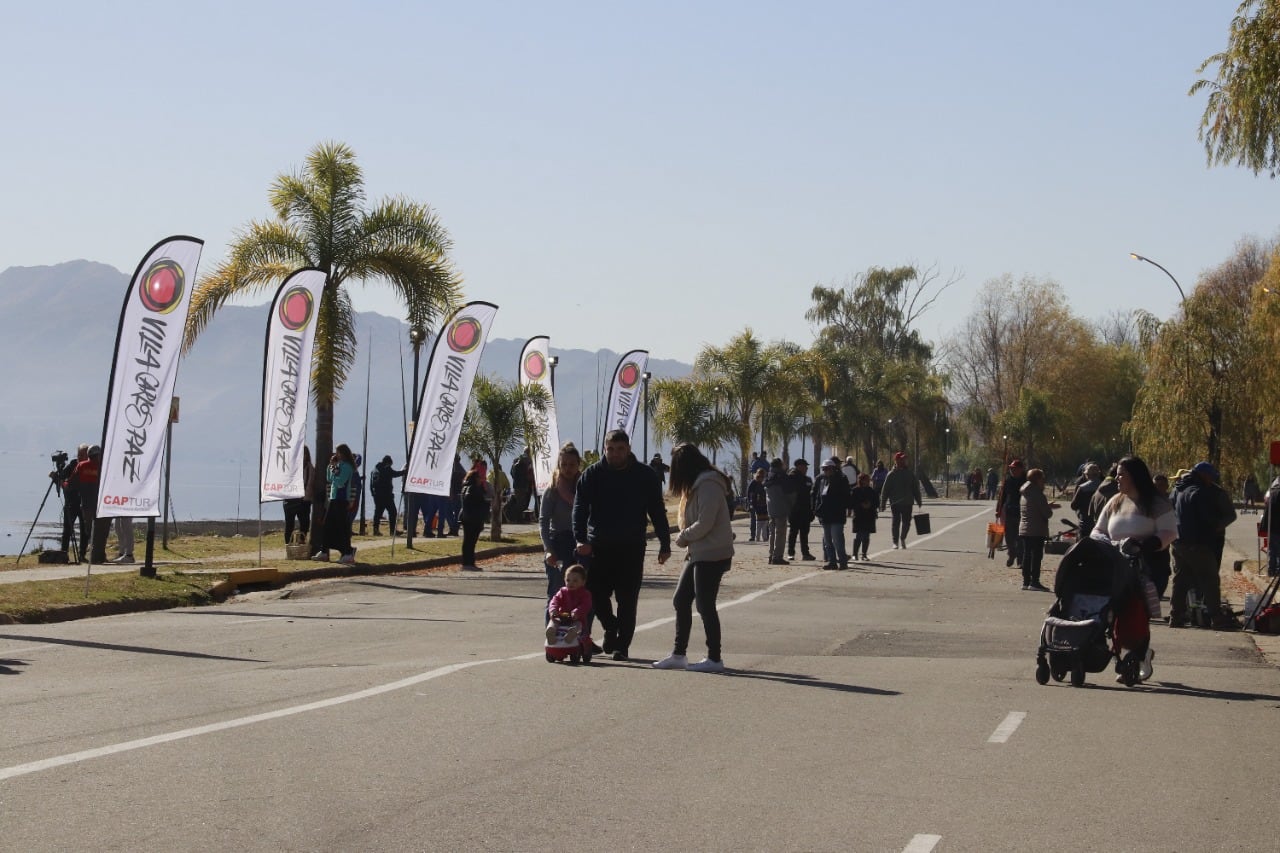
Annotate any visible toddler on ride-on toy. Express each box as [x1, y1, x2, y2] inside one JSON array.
[[545, 564, 594, 664]]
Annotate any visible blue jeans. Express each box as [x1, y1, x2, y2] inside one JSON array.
[[821, 521, 848, 566]]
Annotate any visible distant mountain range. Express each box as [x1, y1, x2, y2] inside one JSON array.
[[0, 260, 691, 523]]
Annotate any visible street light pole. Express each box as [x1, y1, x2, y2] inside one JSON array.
[[407, 325, 426, 550], [1129, 253, 1187, 304], [944, 427, 950, 499], [641, 371, 652, 462]]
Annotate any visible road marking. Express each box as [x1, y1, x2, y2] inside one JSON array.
[[987, 711, 1026, 743], [1, 506, 994, 782], [903, 834, 942, 852]]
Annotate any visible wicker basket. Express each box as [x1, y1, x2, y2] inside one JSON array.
[[285, 534, 310, 560]]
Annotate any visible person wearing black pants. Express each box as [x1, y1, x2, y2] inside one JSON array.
[[458, 459, 494, 570], [653, 443, 734, 672], [572, 429, 671, 661], [786, 459, 815, 560]]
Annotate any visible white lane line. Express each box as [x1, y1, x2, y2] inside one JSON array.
[[1, 507, 994, 782], [903, 834, 942, 853], [987, 711, 1026, 743], [0, 658, 501, 782]]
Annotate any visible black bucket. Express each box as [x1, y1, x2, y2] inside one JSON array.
[[913, 513, 931, 535]]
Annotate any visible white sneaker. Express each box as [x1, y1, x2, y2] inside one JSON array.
[[687, 658, 725, 673], [652, 654, 688, 670], [338, 552, 355, 565], [311, 551, 330, 561], [111, 555, 134, 564], [1139, 648, 1154, 681]]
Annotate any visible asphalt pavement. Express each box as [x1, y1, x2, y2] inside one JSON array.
[[1, 500, 1277, 851]]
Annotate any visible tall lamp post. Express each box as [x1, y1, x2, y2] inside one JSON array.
[[943, 427, 950, 499], [712, 386, 722, 467], [1130, 252, 1192, 451], [406, 325, 426, 550], [641, 370, 652, 461]]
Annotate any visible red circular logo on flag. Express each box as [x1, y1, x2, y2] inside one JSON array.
[[523, 351, 547, 381], [278, 286, 314, 331], [619, 362, 641, 389], [447, 316, 482, 354], [137, 260, 185, 314]]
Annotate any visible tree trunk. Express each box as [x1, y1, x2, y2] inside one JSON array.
[[1207, 403, 1223, 467], [489, 454, 504, 541], [308, 398, 336, 546]]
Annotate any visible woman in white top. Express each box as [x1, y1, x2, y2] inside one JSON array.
[[1090, 456, 1176, 683]]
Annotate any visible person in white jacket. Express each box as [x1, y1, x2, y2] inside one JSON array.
[[653, 443, 735, 673]]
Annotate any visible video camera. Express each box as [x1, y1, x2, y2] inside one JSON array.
[[51, 450, 69, 469]]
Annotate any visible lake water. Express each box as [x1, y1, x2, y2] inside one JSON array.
[[0, 449, 279, 556]]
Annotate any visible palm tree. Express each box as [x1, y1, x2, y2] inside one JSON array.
[[695, 329, 791, 492], [650, 377, 739, 451], [184, 141, 461, 488], [458, 377, 550, 541]]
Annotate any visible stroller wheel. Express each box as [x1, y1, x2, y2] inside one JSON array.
[[569, 653, 580, 664], [545, 652, 556, 663], [1035, 662, 1050, 685], [1069, 659, 1086, 687], [1051, 667, 1066, 683]]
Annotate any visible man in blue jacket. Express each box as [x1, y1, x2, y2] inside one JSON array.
[[573, 429, 671, 661]]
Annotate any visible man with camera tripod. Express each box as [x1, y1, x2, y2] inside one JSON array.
[[51, 444, 88, 559]]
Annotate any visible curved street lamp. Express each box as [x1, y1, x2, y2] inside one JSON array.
[[1129, 253, 1187, 304]]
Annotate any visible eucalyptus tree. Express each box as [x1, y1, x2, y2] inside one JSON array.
[[458, 377, 550, 540], [184, 141, 461, 483]]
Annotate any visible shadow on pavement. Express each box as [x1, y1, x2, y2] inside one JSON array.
[[718, 668, 902, 696], [1, 658, 27, 675], [0, 634, 267, 663], [1125, 680, 1280, 703], [176, 609, 465, 624]]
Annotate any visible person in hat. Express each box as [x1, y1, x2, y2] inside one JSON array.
[[370, 454, 406, 536], [812, 457, 851, 569], [786, 459, 816, 561], [1169, 461, 1237, 629], [764, 457, 796, 565], [996, 459, 1028, 567], [879, 451, 923, 549]]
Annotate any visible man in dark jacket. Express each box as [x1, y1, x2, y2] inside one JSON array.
[[996, 459, 1027, 568], [1070, 462, 1103, 538], [786, 459, 816, 561], [813, 457, 851, 570], [1170, 461, 1237, 629], [573, 429, 671, 661], [370, 455, 406, 535]]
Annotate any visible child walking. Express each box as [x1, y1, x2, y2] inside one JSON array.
[[850, 472, 878, 560], [546, 564, 593, 660]]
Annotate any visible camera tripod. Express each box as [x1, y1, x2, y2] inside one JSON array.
[[16, 478, 80, 566]]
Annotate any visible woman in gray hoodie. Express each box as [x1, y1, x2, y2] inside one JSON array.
[[1018, 467, 1059, 591], [653, 443, 735, 673]]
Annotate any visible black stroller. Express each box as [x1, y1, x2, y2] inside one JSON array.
[[1034, 537, 1134, 687]]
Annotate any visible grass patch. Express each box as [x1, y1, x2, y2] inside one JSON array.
[[0, 529, 545, 623], [0, 571, 228, 623]]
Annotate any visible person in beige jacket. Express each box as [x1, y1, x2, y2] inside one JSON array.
[[653, 443, 735, 673]]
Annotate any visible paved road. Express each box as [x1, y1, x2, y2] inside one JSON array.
[[2, 502, 1277, 851]]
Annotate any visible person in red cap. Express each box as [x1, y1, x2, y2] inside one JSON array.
[[996, 459, 1027, 567], [879, 451, 922, 549]]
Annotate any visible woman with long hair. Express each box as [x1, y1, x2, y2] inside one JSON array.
[[459, 458, 494, 571], [539, 442, 583, 600], [316, 443, 357, 564], [1090, 455, 1176, 683], [653, 443, 735, 673]]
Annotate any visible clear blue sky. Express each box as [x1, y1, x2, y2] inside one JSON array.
[[3, 1, 1274, 362]]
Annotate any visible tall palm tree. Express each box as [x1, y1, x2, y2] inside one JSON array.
[[184, 141, 462, 487], [650, 377, 739, 451], [695, 329, 791, 492], [458, 377, 550, 541]]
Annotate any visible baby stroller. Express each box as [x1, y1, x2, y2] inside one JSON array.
[[545, 618, 592, 665], [1034, 537, 1134, 687]]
